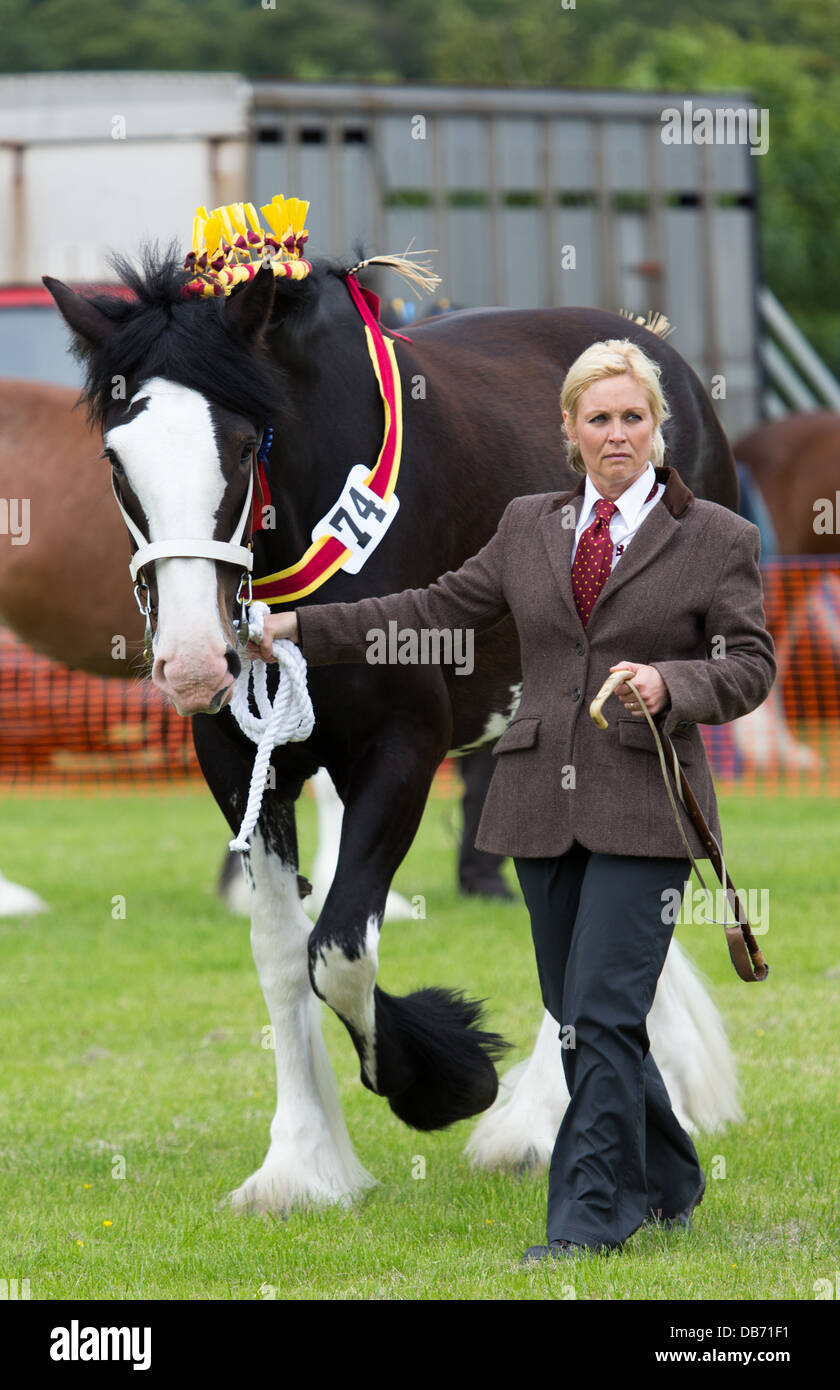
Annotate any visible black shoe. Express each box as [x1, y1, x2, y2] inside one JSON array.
[[521, 1239, 597, 1266], [647, 1173, 706, 1231]]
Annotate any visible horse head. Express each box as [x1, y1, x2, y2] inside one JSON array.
[[44, 259, 286, 715]]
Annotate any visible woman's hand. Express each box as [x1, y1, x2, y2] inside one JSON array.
[[609, 661, 669, 717], [245, 611, 300, 663]]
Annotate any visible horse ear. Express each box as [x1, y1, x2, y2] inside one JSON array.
[[225, 264, 276, 346], [42, 276, 118, 349]]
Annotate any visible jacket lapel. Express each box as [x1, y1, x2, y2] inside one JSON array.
[[538, 486, 586, 627], [537, 466, 692, 630], [591, 502, 680, 620]]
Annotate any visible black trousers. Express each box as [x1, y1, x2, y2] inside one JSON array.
[[514, 842, 704, 1251]]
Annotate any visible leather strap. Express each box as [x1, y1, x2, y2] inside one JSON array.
[[590, 670, 769, 982]]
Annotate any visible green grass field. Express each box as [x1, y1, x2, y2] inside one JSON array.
[[0, 786, 836, 1301]]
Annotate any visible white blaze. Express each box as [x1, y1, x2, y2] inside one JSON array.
[[106, 378, 234, 711]]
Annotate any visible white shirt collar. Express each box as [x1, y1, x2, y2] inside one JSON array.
[[581, 461, 657, 526]]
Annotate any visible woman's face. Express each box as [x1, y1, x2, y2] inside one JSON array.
[[563, 374, 656, 499]]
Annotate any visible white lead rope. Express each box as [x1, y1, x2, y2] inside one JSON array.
[[228, 600, 315, 852]]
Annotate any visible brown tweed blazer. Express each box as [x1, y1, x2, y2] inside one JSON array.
[[296, 466, 776, 859]]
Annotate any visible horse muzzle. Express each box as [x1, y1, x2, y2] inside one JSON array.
[[152, 648, 238, 716]]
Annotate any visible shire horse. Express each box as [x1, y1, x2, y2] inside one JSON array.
[[43, 249, 740, 1213]]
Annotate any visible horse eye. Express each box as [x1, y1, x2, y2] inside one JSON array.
[[103, 449, 124, 476], [240, 444, 255, 465]]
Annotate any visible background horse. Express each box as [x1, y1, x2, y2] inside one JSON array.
[[0, 380, 141, 675], [734, 411, 840, 555], [44, 252, 740, 1212]]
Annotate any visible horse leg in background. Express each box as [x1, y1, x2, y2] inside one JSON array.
[[465, 937, 742, 1171], [309, 720, 509, 1131], [193, 715, 374, 1214], [733, 687, 821, 772], [0, 868, 48, 916], [456, 747, 514, 901]]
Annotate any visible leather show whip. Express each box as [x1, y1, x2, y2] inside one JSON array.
[[590, 669, 769, 983]]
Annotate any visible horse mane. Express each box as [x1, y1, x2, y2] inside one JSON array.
[[69, 244, 352, 429]]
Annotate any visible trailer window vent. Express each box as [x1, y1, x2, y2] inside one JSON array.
[[447, 190, 489, 208], [385, 189, 432, 207], [503, 190, 543, 208], [665, 192, 701, 208], [556, 192, 598, 208], [613, 192, 650, 213], [717, 191, 756, 209]]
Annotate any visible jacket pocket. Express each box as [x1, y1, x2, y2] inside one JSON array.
[[617, 718, 694, 764], [491, 717, 541, 755]]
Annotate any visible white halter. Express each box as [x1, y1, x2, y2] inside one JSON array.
[[111, 466, 255, 582]]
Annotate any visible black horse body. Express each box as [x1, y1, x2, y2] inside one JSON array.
[[46, 257, 736, 1210]]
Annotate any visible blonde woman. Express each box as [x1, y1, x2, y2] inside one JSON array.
[[251, 339, 775, 1263]]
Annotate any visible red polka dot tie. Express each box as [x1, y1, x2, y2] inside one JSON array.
[[572, 497, 618, 628], [571, 480, 659, 628]]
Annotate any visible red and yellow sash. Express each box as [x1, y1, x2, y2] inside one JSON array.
[[251, 274, 404, 607]]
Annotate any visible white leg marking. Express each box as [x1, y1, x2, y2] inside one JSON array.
[[464, 1009, 569, 1171], [311, 915, 380, 1090], [0, 868, 48, 916], [449, 682, 523, 755], [465, 938, 742, 1170], [228, 831, 376, 1214], [219, 857, 251, 917], [733, 688, 821, 771], [305, 768, 343, 918], [646, 937, 743, 1134]]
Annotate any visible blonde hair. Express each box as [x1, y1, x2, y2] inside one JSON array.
[[560, 339, 671, 475]]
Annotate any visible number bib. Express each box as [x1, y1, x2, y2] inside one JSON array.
[[309, 464, 400, 575]]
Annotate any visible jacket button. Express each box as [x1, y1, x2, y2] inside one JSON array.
[[575, 642, 585, 655], [572, 688, 581, 702]]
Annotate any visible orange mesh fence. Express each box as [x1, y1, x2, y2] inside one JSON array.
[[699, 558, 840, 796], [0, 628, 201, 795], [0, 557, 837, 797]]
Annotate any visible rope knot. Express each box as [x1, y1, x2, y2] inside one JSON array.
[[228, 601, 315, 852]]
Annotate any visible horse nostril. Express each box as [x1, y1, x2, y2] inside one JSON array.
[[225, 646, 241, 680]]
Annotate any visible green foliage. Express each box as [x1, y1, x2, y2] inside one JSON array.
[[1, 0, 837, 371]]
